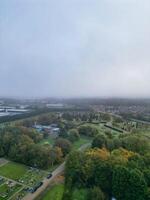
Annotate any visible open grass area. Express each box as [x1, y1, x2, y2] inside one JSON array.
[[41, 184, 64, 200], [40, 136, 55, 146], [0, 162, 28, 181], [82, 122, 104, 131], [73, 137, 92, 150]]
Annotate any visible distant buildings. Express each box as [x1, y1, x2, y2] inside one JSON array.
[[33, 123, 60, 137], [0, 106, 29, 117], [46, 103, 64, 108]]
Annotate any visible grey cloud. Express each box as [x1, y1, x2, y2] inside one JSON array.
[[0, 0, 150, 98]]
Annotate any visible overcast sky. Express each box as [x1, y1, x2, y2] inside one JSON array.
[[0, 0, 150, 98]]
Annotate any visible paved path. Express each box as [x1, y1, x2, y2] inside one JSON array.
[[78, 143, 91, 151], [0, 158, 9, 167], [22, 143, 91, 200]]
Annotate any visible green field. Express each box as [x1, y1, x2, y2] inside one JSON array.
[[0, 162, 28, 181], [42, 184, 64, 200], [82, 122, 104, 131], [40, 136, 55, 146], [73, 137, 91, 150]]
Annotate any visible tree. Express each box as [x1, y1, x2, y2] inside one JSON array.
[[112, 116, 124, 124], [146, 189, 150, 200], [37, 114, 53, 125], [111, 148, 136, 161], [49, 147, 63, 166], [8, 134, 34, 163], [143, 153, 150, 168], [28, 145, 52, 169], [121, 135, 150, 154], [87, 148, 110, 161], [112, 166, 147, 200], [112, 138, 122, 149], [104, 130, 113, 139], [55, 138, 72, 156], [94, 160, 112, 196], [92, 134, 107, 148], [78, 125, 99, 137], [143, 169, 150, 187], [68, 129, 80, 142], [127, 154, 145, 171], [100, 113, 111, 121], [0, 125, 58, 169], [20, 118, 34, 127], [65, 151, 84, 187], [88, 187, 105, 200]]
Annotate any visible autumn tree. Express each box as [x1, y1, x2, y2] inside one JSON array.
[[68, 129, 80, 142], [55, 138, 72, 156]]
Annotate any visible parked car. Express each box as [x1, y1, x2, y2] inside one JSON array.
[[30, 182, 43, 193], [47, 173, 53, 179]]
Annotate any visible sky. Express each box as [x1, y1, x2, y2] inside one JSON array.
[[0, 0, 150, 98]]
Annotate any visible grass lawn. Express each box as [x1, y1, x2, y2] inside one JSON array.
[[0, 162, 28, 181], [83, 122, 105, 131], [42, 184, 64, 200], [40, 136, 55, 146], [73, 137, 92, 150]]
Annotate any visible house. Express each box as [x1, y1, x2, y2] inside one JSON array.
[[52, 127, 60, 133], [33, 123, 60, 136], [50, 123, 58, 128], [33, 125, 43, 132]]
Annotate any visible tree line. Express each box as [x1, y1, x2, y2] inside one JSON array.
[[0, 126, 72, 169]]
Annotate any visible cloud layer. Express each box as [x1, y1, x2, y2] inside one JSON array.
[[0, 0, 150, 98]]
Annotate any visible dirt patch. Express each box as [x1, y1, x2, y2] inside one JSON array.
[[52, 175, 64, 185], [0, 158, 9, 166]]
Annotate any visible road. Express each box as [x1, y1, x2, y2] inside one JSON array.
[[22, 143, 91, 200]]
